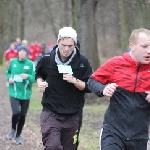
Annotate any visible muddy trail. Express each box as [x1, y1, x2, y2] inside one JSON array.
[[0, 68, 44, 150]]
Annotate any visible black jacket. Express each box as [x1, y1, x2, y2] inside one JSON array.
[[87, 53, 150, 140], [36, 47, 92, 114]]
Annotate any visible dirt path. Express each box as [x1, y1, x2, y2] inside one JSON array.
[[0, 68, 44, 150]]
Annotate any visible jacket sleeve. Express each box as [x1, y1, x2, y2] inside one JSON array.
[[5, 59, 13, 80], [80, 57, 93, 93], [35, 54, 50, 81], [87, 77, 106, 97], [27, 61, 36, 83], [87, 57, 116, 96]]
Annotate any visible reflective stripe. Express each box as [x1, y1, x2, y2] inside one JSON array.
[[99, 128, 103, 150], [14, 82, 17, 98], [24, 80, 29, 99], [147, 140, 149, 150]]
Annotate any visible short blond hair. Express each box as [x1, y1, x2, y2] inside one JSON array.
[[129, 28, 150, 44], [57, 37, 76, 46]]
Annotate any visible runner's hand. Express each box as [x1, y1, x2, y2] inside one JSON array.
[[9, 78, 14, 84], [37, 81, 48, 92], [145, 91, 150, 103], [20, 73, 28, 79], [103, 83, 118, 97], [63, 73, 76, 84]]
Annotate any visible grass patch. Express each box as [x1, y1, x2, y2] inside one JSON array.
[[78, 103, 107, 150], [27, 84, 42, 135], [29, 83, 42, 110], [84, 104, 107, 113]]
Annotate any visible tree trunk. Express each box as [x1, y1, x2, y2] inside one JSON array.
[[9, 0, 18, 40], [63, 0, 72, 27], [134, 1, 149, 28], [77, 0, 99, 70], [44, 0, 60, 39], [20, 0, 25, 40], [72, 0, 77, 29], [118, 0, 130, 51], [0, 0, 9, 64]]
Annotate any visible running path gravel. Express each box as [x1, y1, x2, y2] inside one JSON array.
[[0, 67, 44, 150]]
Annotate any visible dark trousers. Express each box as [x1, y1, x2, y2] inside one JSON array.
[[40, 110, 79, 150], [100, 128, 148, 150], [10, 96, 30, 137]]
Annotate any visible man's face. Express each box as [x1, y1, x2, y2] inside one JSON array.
[[18, 49, 27, 60], [10, 44, 15, 50], [58, 38, 75, 61], [130, 32, 150, 64]]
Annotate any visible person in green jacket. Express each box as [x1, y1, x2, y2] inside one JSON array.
[[5, 45, 35, 145]]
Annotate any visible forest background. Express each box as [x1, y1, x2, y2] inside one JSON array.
[[0, 0, 150, 150], [1, 0, 150, 149], [1, 0, 150, 70]]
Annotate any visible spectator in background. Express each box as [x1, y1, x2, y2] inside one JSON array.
[[34, 41, 42, 64], [28, 42, 37, 63], [11, 38, 16, 45], [4, 44, 10, 51], [21, 39, 29, 48], [3, 43, 18, 67], [47, 41, 55, 53], [35, 27, 93, 150], [6, 45, 35, 145], [4, 38, 16, 51], [87, 28, 150, 150], [15, 38, 22, 51]]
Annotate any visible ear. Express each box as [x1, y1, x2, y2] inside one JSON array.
[[129, 43, 134, 52]]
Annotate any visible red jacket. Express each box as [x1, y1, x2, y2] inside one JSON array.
[[28, 45, 36, 61], [4, 49, 18, 67], [92, 52, 150, 92], [88, 52, 150, 140]]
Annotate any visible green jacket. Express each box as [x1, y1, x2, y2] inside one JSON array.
[[6, 58, 35, 100]]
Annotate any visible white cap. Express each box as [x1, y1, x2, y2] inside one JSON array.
[[57, 27, 77, 44]]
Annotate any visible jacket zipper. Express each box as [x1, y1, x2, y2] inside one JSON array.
[[133, 64, 141, 92], [128, 64, 141, 140]]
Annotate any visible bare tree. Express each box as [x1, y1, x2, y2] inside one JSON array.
[[0, 0, 9, 64], [63, 0, 72, 26], [77, 0, 99, 70], [118, 0, 150, 51], [8, 0, 20, 40], [133, 0, 149, 28], [4, 0, 22, 44], [44, 0, 58, 39], [43, 0, 72, 40], [72, 0, 77, 29], [19, 0, 25, 40], [118, 0, 130, 50]]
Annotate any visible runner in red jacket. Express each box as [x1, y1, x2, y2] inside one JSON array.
[[87, 28, 150, 150], [4, 43, 18, 67]]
